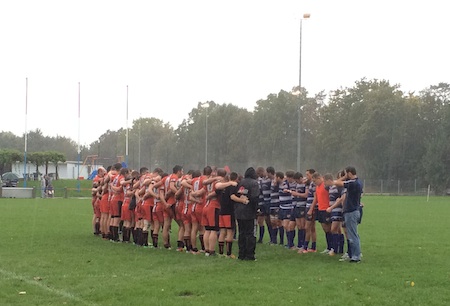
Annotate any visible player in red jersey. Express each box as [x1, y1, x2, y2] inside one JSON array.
[[202, 168, 237, 256], [133, 167, 152, 245], [141, 172, 160, 247], [160, 165, 183, 249], [91, 167, 106, 236], [121, 170, 139, 243], [173, 172, 190, 251], [180, 171, 194, 252], [309, 172, 332, 254], [188, 170, 204, 253], [151, 171, 166, 248], [99, 166, 113, 239], [190, 166, 218, 253], [109, 165, 127, 242], [217, 171, 239, 257]]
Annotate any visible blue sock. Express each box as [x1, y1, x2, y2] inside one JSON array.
[[304, 240, 309, 250], [271, 227, 278, 244], [259, 226, 265, 242], [288, 230, 295, 248], [267, 225, 272, 240], [326, 232, 331, 250], [311, 241, 316, 250], [297, 229, 303, 248], [279, 227, 285, 245], [332, 233, 338, 251]]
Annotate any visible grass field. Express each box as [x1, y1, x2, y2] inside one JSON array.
[[1, 196, 449, 306], [16, 179, 93, 198]]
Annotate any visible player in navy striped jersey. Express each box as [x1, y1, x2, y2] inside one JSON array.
[[273, 172, 288, 246], [257, 167, 273, 243], [324, 173, 346, 256], [288, 172, 308, 251], [281, 171, 297, 249], [301, 169, 317, 253], [256, 167, 267, 243], [268, 167, 282, 244]]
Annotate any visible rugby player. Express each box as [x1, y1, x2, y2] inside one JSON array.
[[217, 172, 239, 257], [278, 171, 296, 249], [301, 169, 317, 253], [91, 167, 106, 236], [268, 167, 281, 244], [324, 173, 345, 256], [289, 172, 308, 250], [310, 173, 332, 254]]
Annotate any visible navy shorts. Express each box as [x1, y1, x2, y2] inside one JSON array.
[[257, 202, 271, 216], [305, 206, 318, 222], [318, 210, 331, 224], [278, 208, 293, 220], [292, 206, 306, 219], [269, 207, 279, 221]]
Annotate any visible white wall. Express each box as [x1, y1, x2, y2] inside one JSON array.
[[11, 162, 100, 180]]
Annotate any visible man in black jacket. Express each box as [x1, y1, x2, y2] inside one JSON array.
[[232, 167, 260, 261]]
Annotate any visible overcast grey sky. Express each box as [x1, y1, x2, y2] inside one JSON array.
[[1, 0, 448, 145]]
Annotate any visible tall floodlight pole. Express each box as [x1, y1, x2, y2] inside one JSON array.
[[24, 78, 28, 187], [125, 85, 129, 166], [297, 13, 310, 171], [77, 82, 81, 192], [200, 102, 210, 166]]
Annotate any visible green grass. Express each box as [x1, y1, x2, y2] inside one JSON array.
[[1, 196, 450, 305]]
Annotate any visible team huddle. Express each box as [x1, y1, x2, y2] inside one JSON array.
[[90, 163, 363, 262]]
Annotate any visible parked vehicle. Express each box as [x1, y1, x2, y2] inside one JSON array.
[[1, 172, 19, 187]]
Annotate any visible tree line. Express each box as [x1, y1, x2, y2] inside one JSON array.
[[1, 79, 449, 192]]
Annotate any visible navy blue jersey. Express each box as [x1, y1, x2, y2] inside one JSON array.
[[306, 181, 316, 207], [270, 180, 280, 208], [260, 177, 272, 204], [279, 180, 293, 209], [328, 185, 344, 202], [294, 181, 307, 207], [258, 177, 264, 205]]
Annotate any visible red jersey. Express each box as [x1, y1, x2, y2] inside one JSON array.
[[111, 174, 125, 201], [316, 182, 330, 211], [164, 174, 179, 206]]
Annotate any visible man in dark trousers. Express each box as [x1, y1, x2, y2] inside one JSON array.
[[232, 167, 260, 261]]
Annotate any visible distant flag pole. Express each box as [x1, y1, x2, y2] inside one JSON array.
[[125, 85, 129, 166], [23, 77, 28, 187], [77, 82, 81, 192]]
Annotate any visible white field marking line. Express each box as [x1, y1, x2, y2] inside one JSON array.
[[0, 268, 97, 306]]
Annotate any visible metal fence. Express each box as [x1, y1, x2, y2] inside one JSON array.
[[362, 179, 432, 195]]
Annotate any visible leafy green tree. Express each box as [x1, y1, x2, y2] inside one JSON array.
[[175, 102, 215, 170], [0, 132, 23, 151], [250, 91, 297, 169], [0, 149, 23, 174], [28, 152, 46, 177], [47, 151, 66, 179], [421, 83, 450, 193]]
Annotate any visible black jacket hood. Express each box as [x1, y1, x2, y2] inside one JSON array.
[[244, 167, 257, 180]]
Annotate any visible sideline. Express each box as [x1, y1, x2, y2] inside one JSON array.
[[0, 268, 97, 306]]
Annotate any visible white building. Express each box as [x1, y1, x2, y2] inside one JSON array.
[[11, 161, 102, 180]]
